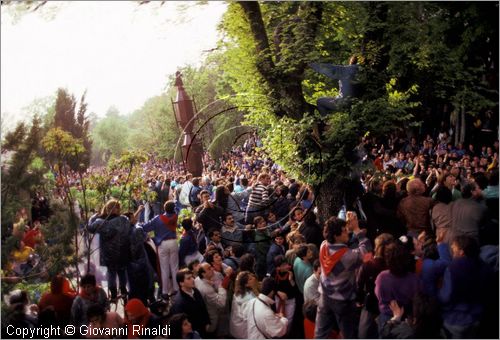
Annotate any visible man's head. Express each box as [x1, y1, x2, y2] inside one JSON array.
[[224, 213, 235, 227], [87, 303, 106, 324], [176, 269, 195, 291], [253, 216, 267, 230], [80, 274, 96, 296], [290, 207, 304, 222], [181, 218, 193, 231], [164, 200, 176, 214], [313, 259, 321, 278], [450, 235, 479, 259], [200, 190, 210, 203], [198, 263, 214, 280], [443, 174, 457, 190], [208, 229, 221, 243], [462, 182, 482, 200], [324, 217, 349, 244]]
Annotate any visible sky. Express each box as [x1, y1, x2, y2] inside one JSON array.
[[1, 1, 227, 130]]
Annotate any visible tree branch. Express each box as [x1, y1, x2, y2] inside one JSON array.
[[239, 2, 276, 80]]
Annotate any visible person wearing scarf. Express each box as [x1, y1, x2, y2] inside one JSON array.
[[315, 213, 372, 339], [71, 274, 109, 336], [125, 298, 161, 339]]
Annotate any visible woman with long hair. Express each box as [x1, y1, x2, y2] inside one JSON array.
[[229, 271, 259, 338]]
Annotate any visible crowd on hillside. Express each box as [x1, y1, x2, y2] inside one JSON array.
[[2, 126, 499, 339]]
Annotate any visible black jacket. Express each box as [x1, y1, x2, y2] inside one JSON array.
[[170, 288, 210, 337]]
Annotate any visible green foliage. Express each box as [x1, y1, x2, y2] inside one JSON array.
[[1, 115, 47, 226], [91, 107, 131, 163], [38, 199, 79, 277], [52, 88, 92, 170]]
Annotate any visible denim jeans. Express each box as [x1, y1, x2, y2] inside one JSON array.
[[107, 267, 127, 298], [315, 294, 356, 339]]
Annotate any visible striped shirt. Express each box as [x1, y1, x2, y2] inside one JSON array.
[[247, 183, 269, 208]]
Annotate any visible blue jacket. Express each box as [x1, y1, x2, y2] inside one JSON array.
[[142, 213, 177, 246], [421, 243, 452, 297], [438, 256, 485, 326], [179, 230, 199, 267], [310, 62, 359, 98], [266, 243, 285, 276]]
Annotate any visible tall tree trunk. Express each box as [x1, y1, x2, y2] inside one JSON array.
[[460, 97, 466, 144]]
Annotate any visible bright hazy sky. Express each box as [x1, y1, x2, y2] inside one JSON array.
[[1, 1, 227, 129]]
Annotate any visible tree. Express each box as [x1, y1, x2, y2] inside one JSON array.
[[91, 107, 131, 163], [52, 88, 92, 170], [216, 2, 412, 220]]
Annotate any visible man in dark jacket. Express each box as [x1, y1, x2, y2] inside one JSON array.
[[195, 190, 224, 233], [88, 199, 131, 301], [170, 269, 210, 338]]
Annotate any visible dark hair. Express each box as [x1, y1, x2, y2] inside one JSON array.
[[303, 300, 318, 322], [205, 249, 221, 264], [261, 277, 276, 296], [86, 303, 105, 321], [241, 178, 249, 187], [239, 253, 255, 273], [313, 259, 320, 271], [452, 235, 480, 258], [168, 313, 189, 339], [290, 207, 304, 221], [279, 185, 289, 197], [223, 213, 233, 221], [462, 183, 476, 199], [324, 217, 346, 243], [214, 185, 229, 210], [232, 244, 245, 258], [208, 229, 220, 239], [181, 218, 193, 231], [192, 177, 200, 187], [435, 186, 452, 204], [200, 190, 210, 197], [274, 254, 287, 268], [385, 242, 411, 277], [187, 260, 199, 272], [383, 180, 397, 199], [253, 216, 266, 227], [176, 269, 193, 285], [422, 238, 439, 260], [488, 169, 499, 186], [164, 200, 176, 214], [296, 245, 309, 259], [80, 274, 96, 287], [472, 172, 488, 190]]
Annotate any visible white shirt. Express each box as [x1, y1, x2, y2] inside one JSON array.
[[246, 294, 288, 339]]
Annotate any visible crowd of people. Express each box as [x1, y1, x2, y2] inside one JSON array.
[[2, 128, 499, 339]]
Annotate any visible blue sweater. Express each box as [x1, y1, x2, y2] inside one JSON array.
[[438, 257, 484, 326], [421, 243, 452, 297], [142, 213, 177, 246]]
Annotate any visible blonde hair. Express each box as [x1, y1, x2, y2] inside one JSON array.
[[101, 199, 120, 216], [407, 178, 426, 195], [374, 233, 394, 258]]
